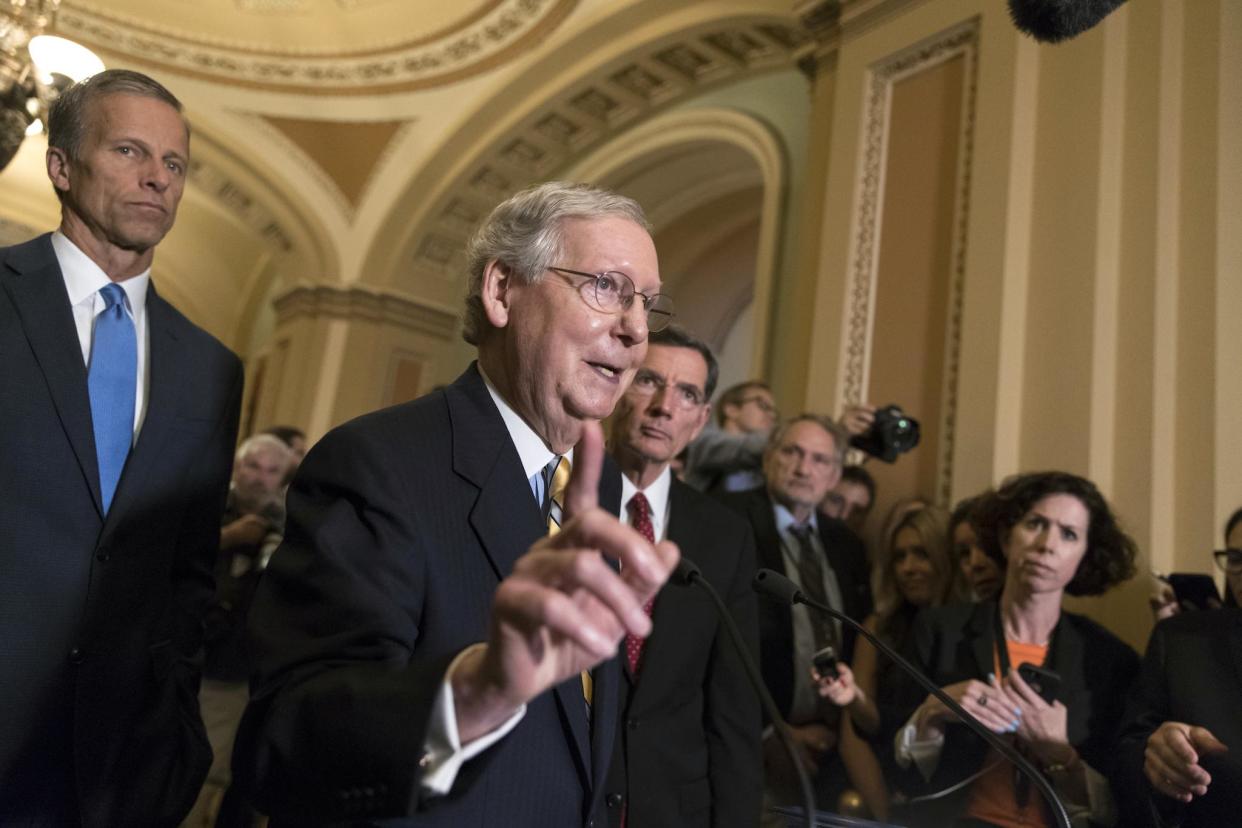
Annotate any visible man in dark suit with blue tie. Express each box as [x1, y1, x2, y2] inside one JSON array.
[[234, 181, 680, 826], [601, 326, 762, 827], [0, 70, 242, 825]]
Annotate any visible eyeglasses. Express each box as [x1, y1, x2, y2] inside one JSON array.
[[1214, 548, 1242, 573], [547, 267, 674, 332], [739, 395, 778, 415], [627, 368, 706, 410]]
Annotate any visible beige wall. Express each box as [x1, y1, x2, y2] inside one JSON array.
[[786, 0, 1239, 649]]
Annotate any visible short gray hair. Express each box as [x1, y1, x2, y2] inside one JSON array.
[[48, 69, 187, 162], [235, 433, 292, 466], [767, 414, 849, 466], [460, 181, 650, 345]]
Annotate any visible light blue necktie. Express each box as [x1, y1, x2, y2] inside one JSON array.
[[88, 283, 136, 514]]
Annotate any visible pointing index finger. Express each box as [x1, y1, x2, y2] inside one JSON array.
[[563, 420, 603, 520]]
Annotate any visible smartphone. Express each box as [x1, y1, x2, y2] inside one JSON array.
[[1016, 662, 1061, 704], [1166, 573, 1221, 611], [812, 645, 840, 680]]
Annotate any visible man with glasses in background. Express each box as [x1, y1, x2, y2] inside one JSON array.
[[1117, 519, 1242, 828], [234, 182, 679, 827], [601, 325, 761, 828], [684, 380, 779, 494]]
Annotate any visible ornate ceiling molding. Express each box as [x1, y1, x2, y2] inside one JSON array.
[[188, 156, 295, 253], [840, 17, 979, 504], [273, 283, 458, 341], [399, 18, 808, 287], [56, 0, 577, 95]]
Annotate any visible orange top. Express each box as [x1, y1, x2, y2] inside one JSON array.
[[962, 639, 1049, 828]]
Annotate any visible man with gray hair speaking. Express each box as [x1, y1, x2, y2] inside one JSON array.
[[234, 181, 680, 827]]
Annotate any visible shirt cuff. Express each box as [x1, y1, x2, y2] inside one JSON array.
[[419, 644, 526, 796], [894, 718, 944, 781]]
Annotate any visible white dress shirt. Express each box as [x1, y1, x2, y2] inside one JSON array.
[[620, 466, 672, 542], [52, 231, 151, 437]]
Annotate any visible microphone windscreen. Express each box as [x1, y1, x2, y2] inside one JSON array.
[[1007, 0, 1126, 43], [673, 556, 701, 586], [752, 568, 802, 606]]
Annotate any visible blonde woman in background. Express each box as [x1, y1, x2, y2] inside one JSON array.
[[813, 505, 965, 819]]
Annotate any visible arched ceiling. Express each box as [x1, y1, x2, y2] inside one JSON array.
[[59, 0, 578, 94], [0, 0, 815, 357]]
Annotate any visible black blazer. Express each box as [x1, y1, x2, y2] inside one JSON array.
[[717, 487, 872, 720], [604, 478, 762, 828], [1116, 609, 1242, 828], [234, 364, 623, 826], [0, 234, 242, 826], [883, 601, 1140, 827]]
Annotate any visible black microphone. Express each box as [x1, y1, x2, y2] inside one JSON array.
[[752, 568, 1072, 828], [1007, 0, 1127, 43], [674, 558, 815, 828]]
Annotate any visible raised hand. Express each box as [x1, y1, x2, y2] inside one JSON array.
[[812, 661, 859, 707], [453, 421, 679, 741], [914, 677, 1023, 740], [1144, 722, 1228, 803], [991, 671, 1070, 766]]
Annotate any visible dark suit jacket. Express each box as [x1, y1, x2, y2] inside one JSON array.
[[1116, 609, 1242, 828], [883, 601, 1140, 828], [0, 234, 242, 826], [717, 487, 872, 720], [604, 478, 762, 828], [234, 364, 623, 826]]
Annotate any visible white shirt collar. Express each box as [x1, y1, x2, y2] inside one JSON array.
[[53, 230, 151, 314], [620, 465, 672, 542], [773, 501, 818, 536], [478, 363, 558, 482]]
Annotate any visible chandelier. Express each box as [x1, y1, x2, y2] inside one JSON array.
[[2, 0, 104, 173]]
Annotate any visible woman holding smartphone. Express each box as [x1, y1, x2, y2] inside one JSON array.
[[812, 506, 962, 819], [885, 472, 1140, 828]]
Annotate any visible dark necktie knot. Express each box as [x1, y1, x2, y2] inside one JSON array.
[[628, 491, 651, 523]]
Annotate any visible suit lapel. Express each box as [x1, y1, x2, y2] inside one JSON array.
[[748, 490, 784, 573], [631, 480, 695, 694], [448, 366, 545, 583], [448, 365, 602, 789], [968, 602, 995, 679], [1224, 611, 1242, 691], [1, 236, 102, 516]]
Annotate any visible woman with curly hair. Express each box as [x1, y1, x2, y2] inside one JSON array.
[[812, 506, 963, 819], [885, 471, 1140, 827]]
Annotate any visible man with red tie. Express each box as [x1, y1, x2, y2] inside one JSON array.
[[603, 325, 761, 827]]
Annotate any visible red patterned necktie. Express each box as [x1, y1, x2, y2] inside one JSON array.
[[624, 492, 657, 674]]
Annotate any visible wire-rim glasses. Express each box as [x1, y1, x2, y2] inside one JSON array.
[[546, 266, 674, 332]]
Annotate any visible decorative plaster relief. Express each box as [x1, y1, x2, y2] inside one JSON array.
[[406, 19, 808, 284], [188, 157, 295, 252], [841, 18, 979, 503], [58, 0, 576, 94]]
